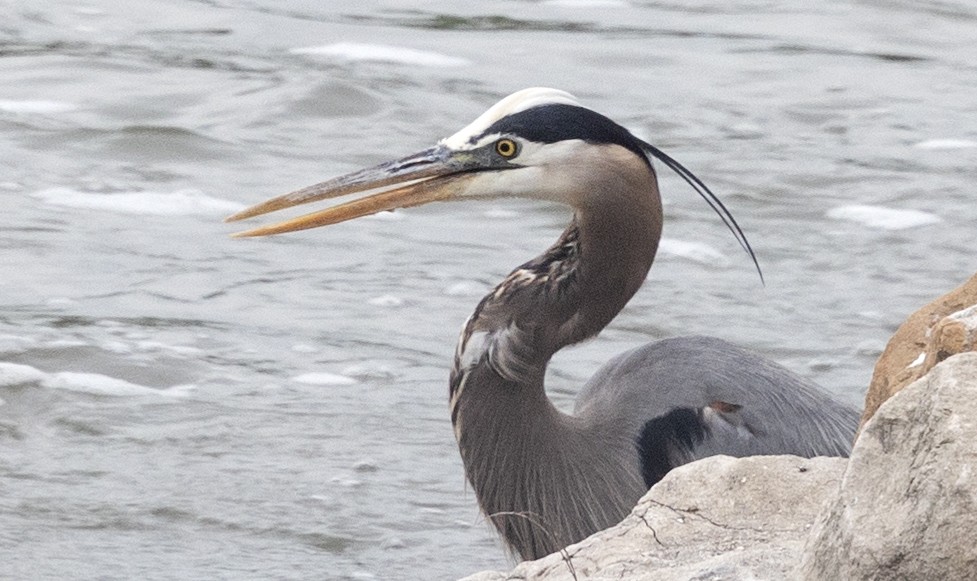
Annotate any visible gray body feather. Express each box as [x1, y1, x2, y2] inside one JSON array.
[[576, 335, 857, 464]]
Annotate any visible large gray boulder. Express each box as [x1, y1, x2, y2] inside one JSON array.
[[460, 454, 846, 581], [800, 352, 977, 580]]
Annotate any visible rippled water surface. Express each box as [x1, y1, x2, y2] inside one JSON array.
[[2, 1, 975, 579]]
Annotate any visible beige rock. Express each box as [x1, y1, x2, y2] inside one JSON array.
[[924, 304, 977, 369], [859, 272, 977, 435], [459, 455, 846, 581], [800, 352, 977, 580]]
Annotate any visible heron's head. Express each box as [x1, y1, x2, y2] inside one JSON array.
[[227, 88, 662, 235], [226, 88, 758, 279]]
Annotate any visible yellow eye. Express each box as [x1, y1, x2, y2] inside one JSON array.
[[495, 138, 518, 158]]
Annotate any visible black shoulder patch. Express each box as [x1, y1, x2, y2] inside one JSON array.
[[480, 104, 649, 164], [635, 407, 707, 489]]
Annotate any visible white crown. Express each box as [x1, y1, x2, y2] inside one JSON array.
[[441, 88, 581, 149]]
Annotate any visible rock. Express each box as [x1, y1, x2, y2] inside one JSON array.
[[460, 455, 846, 581], [923, 304, 977, 371], [859, 272, 977, 435], [800, 352, 977, 580]]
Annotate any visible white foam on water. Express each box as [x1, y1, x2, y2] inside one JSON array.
[[45, 339, 89, 349], [444, 281, 489, 296], [290, 343, 319, 354], [289, 43, 471, 68], [32, 187, 245, 216], [132, 341, 203, 357], [0, 361, 195, 397], [72, 6, 105, 15], [341, 362, 396, 379], [0, 99, 77, 114], [0, 334, 37, 353], [482, 207, 518, 219], [368, 295, 404, 307], [543, 0, 628, 6], [657, 238, 728, 266], [0, 362, 47, 387], [42, 371, 195, 397], [826, 204, 941, 230], [292, 372, 357, 386], [913, 139, 977, 150], [100, 340, 133, 355]]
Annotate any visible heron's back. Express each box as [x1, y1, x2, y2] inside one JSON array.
[[574, 335, 858, 480]]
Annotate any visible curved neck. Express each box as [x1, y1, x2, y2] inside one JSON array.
[[448, 170, 663, 560]]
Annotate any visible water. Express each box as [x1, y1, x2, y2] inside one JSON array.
[[2, 1, 975, 579]]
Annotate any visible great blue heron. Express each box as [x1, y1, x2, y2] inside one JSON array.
[[227, 88, 858, 561]]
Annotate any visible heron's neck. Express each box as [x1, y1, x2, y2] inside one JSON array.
[[448, 183, 662, 559]]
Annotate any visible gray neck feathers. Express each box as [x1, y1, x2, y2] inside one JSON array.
[[448, 180, 663, 560]]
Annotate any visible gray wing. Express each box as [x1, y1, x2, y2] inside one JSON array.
[[573, 335, 858, 488]]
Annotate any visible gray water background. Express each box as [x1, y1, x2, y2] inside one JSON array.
[[2, 0, 975, 579]]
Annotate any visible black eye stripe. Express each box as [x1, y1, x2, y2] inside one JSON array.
[[478, 104, 647, 164]]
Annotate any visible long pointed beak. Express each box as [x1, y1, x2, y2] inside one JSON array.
[[226, 145, 478, 237]]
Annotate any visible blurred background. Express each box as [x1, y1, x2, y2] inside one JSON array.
[[1, 0, 974, 579]]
